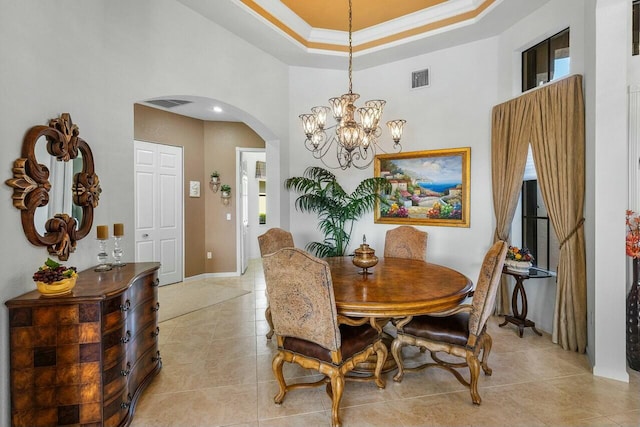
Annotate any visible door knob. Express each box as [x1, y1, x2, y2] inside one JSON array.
[[142, 233, 149, 238]]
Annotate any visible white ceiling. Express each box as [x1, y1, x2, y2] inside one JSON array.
[[141, 0, 552, 121]]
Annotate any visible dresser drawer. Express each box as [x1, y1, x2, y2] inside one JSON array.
[[102, 275, 158, 332], [102, 299, 158, 369], [103, 294, 129, 331], [103, 388, 130, 427], [127, 346, 162, 399], [127, 274, 158, 311], [103, 358, 129, 402], [127, 321, 160, 367]]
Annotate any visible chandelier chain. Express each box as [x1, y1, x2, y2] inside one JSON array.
[[297, 0, 406, 169], [348, 0, 353, 94]]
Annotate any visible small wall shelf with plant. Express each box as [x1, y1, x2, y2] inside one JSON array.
[[210, 171, 221, 192], [221, 184, 231, 205]]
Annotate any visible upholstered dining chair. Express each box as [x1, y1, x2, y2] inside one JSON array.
[[263, 248, 387, 427], [390, 240, 508, 405], [383, 225, 428, 261], [258, 228, 295, 339]]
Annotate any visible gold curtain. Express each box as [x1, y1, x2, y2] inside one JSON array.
[[529, 75, 586, 352], [491, 97, 532, 314], [490, 75, 587, 352]]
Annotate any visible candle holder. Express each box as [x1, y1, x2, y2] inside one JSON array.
[[95, 239, 112, 272], [112, 235, 126, 267]]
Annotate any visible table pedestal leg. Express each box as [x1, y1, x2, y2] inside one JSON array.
[[498, 276, 542, 337], [350, 331, 397, 374]]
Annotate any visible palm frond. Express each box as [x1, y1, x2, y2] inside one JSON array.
[[306, 241, 338, 258], [294, 193, 332, 214], [304, 166, 336, 183]]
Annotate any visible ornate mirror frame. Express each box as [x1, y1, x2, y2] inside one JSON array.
[[6, 113, 101, 260]]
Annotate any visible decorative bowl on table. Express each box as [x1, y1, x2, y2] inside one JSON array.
[[504, 259, 532, 274], [33, 258, 78, 296], [504, 246, 534, 274], [353, 243, 378, 274]]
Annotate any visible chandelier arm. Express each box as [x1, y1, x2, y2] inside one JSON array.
[[316, 136, 337, 160], [304, 134, 331, 158], [350, 148, 375, 170]]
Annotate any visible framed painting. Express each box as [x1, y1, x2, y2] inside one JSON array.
[[374, 147, 470, 227]]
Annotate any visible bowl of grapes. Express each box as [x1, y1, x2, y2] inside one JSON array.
[[33, 258, 78, 296]]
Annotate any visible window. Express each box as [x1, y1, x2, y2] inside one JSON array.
[[258, 180, 266, 225], [517, 30, 570, 271], [634, 1, 639, 56], [522, 28, 570, 91]]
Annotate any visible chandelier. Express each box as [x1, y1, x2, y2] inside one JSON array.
[[298, 0, 406, 170]]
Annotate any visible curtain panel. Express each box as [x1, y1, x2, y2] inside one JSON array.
[[490, 75, 587, 353]]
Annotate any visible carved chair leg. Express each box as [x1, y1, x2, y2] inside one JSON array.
[[272, 352, 287, 404], [466, 351, 482, 405], [373, 341, 388, 389], [265, 306, 274, 339], [480, 334, 493, 376], [329, 374, 345, 427], [391, 338, 405, 382]]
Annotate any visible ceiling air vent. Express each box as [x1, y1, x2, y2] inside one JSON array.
[[411, 68, 430, 89], [145, 99, 193, 109]]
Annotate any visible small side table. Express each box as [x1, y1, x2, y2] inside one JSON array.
[[499, 266, 555, 337]]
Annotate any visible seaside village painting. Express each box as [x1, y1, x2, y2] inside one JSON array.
[[376, 151, 466, 221]]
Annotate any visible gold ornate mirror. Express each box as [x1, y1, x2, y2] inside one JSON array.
[[6, 113, 101, 260]]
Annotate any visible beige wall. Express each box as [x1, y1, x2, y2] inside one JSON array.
[[204, 122, 264, 272], [133, 104, 264, 276], [134, 104, 205, 277]]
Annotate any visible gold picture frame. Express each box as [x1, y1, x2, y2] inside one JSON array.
[[374, 147, 470, 227]]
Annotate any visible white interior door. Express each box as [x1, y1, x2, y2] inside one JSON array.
[[236, 149, 265, 272], [240, 159, 249, 274], [134, 140, 183, 286]]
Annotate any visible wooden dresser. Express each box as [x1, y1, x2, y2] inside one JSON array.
[[6, 262, 162, 427]]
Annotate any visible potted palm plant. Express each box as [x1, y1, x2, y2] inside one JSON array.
[[285, 166, 390, 257]]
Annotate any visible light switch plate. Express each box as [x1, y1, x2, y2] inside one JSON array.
[[189, 181, 200, 197]]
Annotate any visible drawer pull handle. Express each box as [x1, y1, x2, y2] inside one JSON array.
[[120, 394, 133, 410], [152, 302, 160, 312], [151, 326, 160, 338], [121, 330, 131, 344], [120, 362, 131, 377], [151, 278, 160, 287], [120, 300, 131, 312], [152, 350, 162, 363]]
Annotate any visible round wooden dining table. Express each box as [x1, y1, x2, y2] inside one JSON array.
[[325, 256, 472, 373], [325, 256, 473, 319]]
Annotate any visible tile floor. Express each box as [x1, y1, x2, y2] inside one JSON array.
[[131, 259, 640, 427]]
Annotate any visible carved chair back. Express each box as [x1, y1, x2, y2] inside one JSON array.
[[258, 228, 294, 257], [383, 225, 428, 261], [468, 241, 508, 344], [262, 248, 341, 352]]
